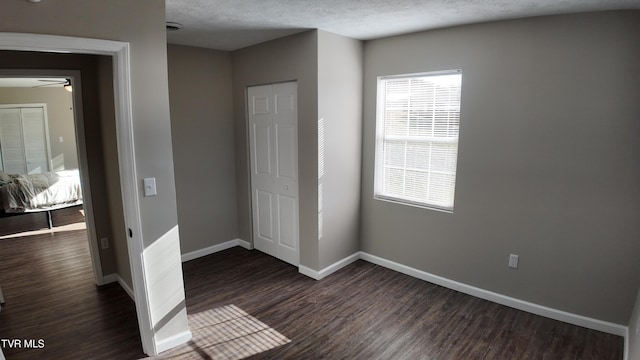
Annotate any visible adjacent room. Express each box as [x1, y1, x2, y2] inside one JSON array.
[[0, 78, 84, 234], [1, 1, 639, 359]]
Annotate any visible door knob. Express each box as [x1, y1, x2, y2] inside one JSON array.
[[284, 185, 289, 190]]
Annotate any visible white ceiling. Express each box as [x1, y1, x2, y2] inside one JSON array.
[[165, 0, 640, 51], [0, 78, 68, 88]]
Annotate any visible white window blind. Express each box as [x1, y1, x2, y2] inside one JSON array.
[[375, 70, 462, 211]]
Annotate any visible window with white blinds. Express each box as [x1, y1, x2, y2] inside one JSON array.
[[375, 70, 462, 211]]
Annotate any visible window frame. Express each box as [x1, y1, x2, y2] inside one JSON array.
[[374, 69, 463, 213]]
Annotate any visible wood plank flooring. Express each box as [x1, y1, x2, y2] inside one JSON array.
[[0, 210, 145, 360], [0, 217, 625, 359], [0, 205, 85, 237], [168, 247, 624, 359]]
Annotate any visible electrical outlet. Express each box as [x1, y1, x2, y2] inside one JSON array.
[[508, 254, 519, 269], [101, 237, 109, 249]]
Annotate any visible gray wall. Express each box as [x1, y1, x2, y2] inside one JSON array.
[[0, 87, 78, 171], [1, 0, 179, 251], [1, 0, 188, 347], [167, 44, 238, 255], [97, 55, 131, 288], [169, 33, 362, 270], [361, 11, 640, 324], [317, 31, 363, 268], [232, 31, 320, 269]]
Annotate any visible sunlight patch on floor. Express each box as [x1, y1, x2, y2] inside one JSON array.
[[153, 304, 290, 359]]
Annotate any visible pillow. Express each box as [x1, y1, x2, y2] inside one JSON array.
[[0, 170, 11, 185]]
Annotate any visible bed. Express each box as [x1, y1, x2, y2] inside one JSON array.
[[0, 169, 83, 228]]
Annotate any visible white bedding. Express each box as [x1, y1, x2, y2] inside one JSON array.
[[0, 169, 83, 213]]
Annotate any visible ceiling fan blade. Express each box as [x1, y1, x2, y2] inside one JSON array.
[[32, 79, 69, 88], [33, 83, 64, 88]]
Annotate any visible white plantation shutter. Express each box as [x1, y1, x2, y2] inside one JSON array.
[[375, 71, 462, 211]]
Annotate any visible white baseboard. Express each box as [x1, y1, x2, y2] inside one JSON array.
[[117, 275, 135, 300], [155, 330, 192, 355], [237, 238, 252, 250], [360, 252, 628, 337], [103, 273, 117, 284], [298, 265, 319, 280], [103, 273, 135, 300], [298, 252, 360, 280], [181, 239, 243, 262]]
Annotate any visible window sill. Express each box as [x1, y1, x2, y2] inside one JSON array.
[[373, 195, 454, 214]]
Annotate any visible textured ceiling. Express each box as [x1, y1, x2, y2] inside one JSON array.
[[165, 0, 640, 51]]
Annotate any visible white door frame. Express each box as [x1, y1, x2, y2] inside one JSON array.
[[0, 33, 155, 355]]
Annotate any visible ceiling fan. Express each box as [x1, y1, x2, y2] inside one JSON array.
[[34, 78, 73, 92]]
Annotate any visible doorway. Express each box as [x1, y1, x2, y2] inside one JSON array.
[[248, 81, 300, 266], [0, 73, 104, 283], [0, 33, 156, 355]]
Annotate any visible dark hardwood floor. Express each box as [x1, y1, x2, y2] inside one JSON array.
[[0, 214, 625, 359], [0, 204, 86, 237], [162, 247, 624, 360], [0, 208, 145, 360]]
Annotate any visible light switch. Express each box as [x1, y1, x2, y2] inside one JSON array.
[[143, 178, 157, 197]]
